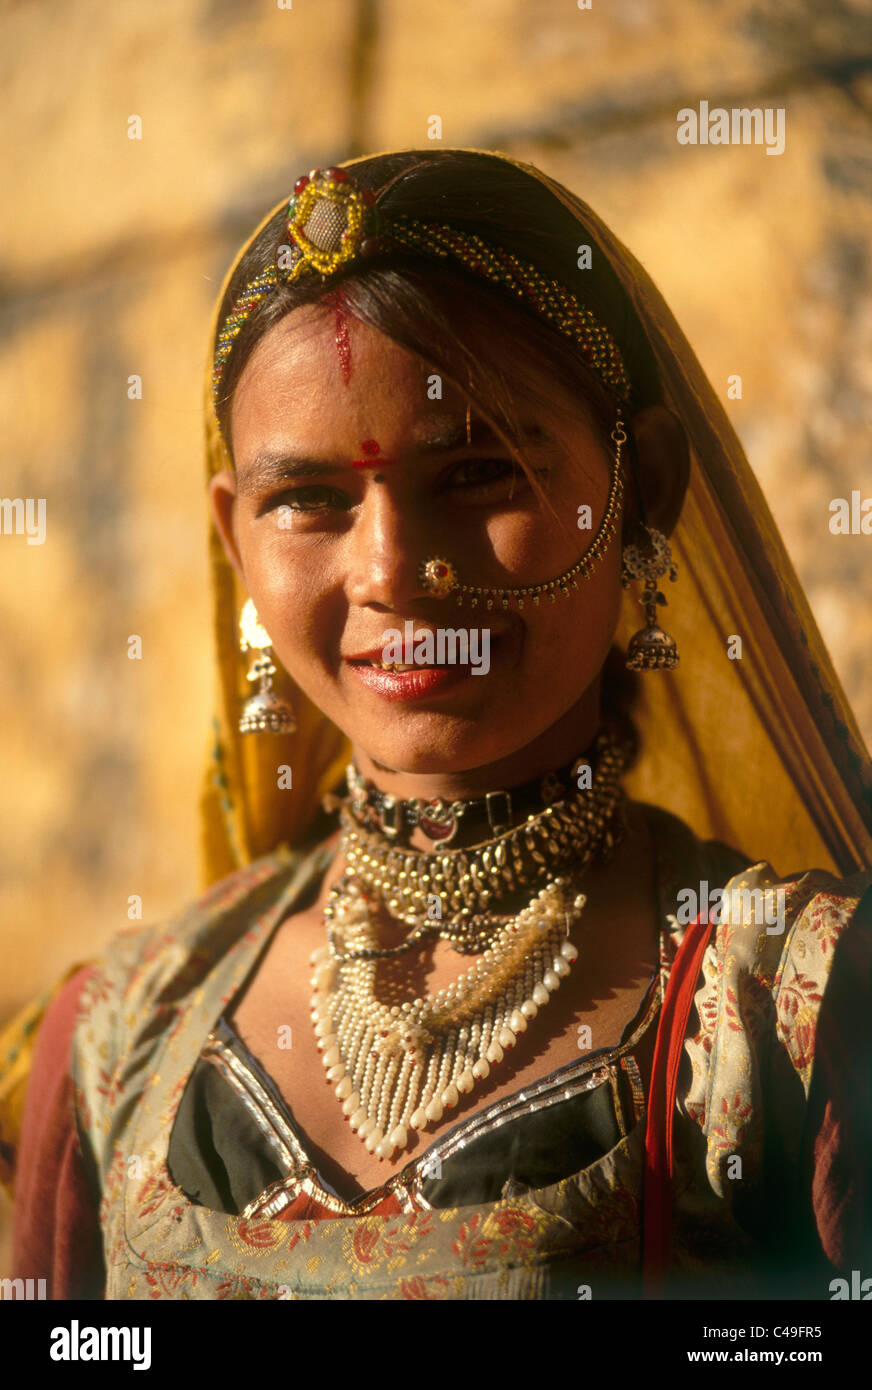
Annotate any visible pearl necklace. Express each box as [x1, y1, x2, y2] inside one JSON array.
[[312, 732, 629, 1162], [311, 874, 588, 1163]]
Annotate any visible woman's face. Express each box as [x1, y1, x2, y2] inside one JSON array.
[[213, 303, 624, 779]]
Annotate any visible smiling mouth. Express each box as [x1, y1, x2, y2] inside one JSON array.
[[349, 658, 461, 672]]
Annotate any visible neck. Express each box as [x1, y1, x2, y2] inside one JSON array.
[[352, 680, 602, 803]]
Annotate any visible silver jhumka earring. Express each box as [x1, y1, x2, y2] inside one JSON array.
[[238, 599, 297, 734], [619, 527, 680, 670]]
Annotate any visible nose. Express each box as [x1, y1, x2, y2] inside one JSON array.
[[343, 484, 438, 611]]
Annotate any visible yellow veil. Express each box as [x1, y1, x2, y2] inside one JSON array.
[[200, 148, 872, 886]]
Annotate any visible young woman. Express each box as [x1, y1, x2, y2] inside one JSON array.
[[7, 148, 872, 1300]]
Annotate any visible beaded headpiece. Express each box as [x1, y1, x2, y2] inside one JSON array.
[[212, 165, 631, 413]]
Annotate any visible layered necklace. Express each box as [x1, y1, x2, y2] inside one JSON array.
[[311, 729, 629, 1162]]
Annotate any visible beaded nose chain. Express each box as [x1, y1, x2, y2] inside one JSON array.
[[419, 414, 627, 611], [215, 165, 647, 1162]]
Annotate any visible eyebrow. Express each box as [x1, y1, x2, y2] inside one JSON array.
[[235, 455, 345, 495], [416, 417, 555, 453], [234, 419, 554, 494]]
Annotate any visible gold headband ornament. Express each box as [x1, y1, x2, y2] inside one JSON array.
[[212, 166, 631, 410]]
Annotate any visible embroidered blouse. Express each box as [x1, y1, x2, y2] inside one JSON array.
[[11, 804, 872, 1299], [167, 985, 658, 1219]]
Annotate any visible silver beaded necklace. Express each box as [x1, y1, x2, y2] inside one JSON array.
[[312, 733, 629, 1162]]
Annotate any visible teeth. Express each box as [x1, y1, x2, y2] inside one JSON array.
[[369, 661, 416, 671]]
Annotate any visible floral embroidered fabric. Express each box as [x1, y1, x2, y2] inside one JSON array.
[[67, 806, 866, 1299]]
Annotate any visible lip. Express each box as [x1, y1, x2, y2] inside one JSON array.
[[344, 644, 406, 663], [342, 630, 509, 665], [343, 632, 504, 703], [346, 663, 478, 701]]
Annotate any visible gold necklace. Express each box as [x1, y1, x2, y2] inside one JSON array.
[[312, 737, 628, 1161], [332, 729, 628, 940]]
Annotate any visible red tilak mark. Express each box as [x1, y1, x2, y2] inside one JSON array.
[[351, 439, 395, 469], [334, 309, 352, 385], [325, 289, 352, 384]]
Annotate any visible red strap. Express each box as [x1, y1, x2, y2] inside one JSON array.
[[642, 914, 714, 1296]]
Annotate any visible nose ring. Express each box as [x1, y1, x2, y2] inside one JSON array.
[[418, 556, 459, 598]]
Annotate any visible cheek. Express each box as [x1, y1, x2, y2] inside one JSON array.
[[237, 532, 343, 668], [516, 542, 623, 664], [478, 449, 614, 583]]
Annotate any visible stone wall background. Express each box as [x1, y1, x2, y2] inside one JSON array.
[[1, 0, 870, 1273]]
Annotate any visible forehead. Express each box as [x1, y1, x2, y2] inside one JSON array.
[[230, 305, 439, 456]]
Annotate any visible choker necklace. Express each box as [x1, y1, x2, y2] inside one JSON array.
[[311, 729, 630, 1161], [329, 729, 627, 951], [341, 744, 604, 847]]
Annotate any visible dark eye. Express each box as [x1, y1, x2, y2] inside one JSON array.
[[263, 485, 350, 516], [449, 458, 517, 489], [448, 457, 548, 497]]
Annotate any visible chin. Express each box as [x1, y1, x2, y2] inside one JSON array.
[[349, 708, 552, 778]]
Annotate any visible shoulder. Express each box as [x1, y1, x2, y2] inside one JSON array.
[[680, 858, 872, 1190], [636, 800, 755, 893], [70, 837, 337, 1084], [77, 844, 311, 1031], [688, 859, 872, 1063], [0, 850, 306, 1188], [0, 965, 94, 1197], [65, 840, 336, 1184], [701, 860, 871, 1056]]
